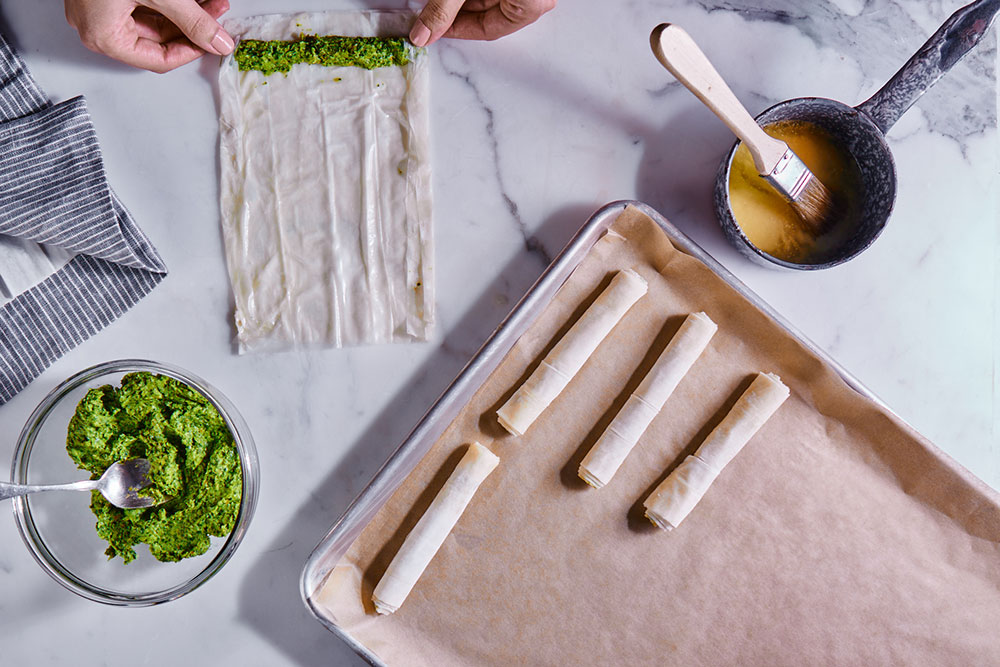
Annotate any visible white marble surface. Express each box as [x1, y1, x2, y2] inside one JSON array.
[[0, 1, 996, 665]]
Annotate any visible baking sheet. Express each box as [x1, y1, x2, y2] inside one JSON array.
[[305, 203, 1000, 665], [218, 11, 432, 352]]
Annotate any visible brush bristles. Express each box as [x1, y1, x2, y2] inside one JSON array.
[[763, 148, 841, 233], [790, 171, 840, 233]]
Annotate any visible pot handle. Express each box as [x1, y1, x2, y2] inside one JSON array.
[[856, 0, 1000, 134]]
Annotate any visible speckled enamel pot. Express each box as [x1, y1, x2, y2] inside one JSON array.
[[714, 0, 1000, 270], [715, 98, 895, 270]]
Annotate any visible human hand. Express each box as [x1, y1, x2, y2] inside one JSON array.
[[65, 0, 233, 73], [409, 0, 556, 47]]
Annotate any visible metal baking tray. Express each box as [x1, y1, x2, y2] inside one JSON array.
[[299, 199, 891, 665]]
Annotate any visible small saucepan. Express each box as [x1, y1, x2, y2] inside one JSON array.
[[714, 0, 1000, 270]]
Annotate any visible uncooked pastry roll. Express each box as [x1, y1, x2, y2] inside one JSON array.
[[372, 442, 499, 615], [497, 269, 648, 436], [644, 372, 789, 530], [578, 312, 717, 488]]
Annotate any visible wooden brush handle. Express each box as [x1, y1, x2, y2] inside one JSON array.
[[650, 23, 787, 174]]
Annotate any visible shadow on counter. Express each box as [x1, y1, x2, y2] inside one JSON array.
[[235, 202, 602, 667], [634, 101, 743, 252], [476, 45, 742, 256]]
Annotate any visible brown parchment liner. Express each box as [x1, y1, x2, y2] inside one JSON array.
[[314, 206, 1000, 665]]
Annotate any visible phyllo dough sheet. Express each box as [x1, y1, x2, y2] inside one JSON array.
[[312, 206, 1000, 666], [219, 11, 432, 352]]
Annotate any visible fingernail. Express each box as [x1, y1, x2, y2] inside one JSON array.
[[409, 20, 431, 47], [212, 29, 235, 55]]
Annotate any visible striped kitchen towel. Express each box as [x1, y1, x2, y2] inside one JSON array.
[[0, 32, 167, 404]]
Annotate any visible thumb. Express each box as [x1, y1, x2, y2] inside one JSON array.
[[143, 0, 234, 55], [410, 0, 466, 47]]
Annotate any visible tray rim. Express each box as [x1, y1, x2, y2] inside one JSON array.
[[298, 199, 897, 665]]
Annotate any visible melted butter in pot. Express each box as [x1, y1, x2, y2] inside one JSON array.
[[728, 120, 864, 264]]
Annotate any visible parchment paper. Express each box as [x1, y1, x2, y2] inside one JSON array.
[[314, 206, 1000, 665]]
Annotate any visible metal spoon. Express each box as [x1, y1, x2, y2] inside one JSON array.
[[0, 459, 159, 509]]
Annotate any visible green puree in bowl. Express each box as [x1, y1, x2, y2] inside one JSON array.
[[234, 35, 410, 75], [66, 372, 242, 564]]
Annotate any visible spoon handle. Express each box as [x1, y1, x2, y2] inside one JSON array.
[[856, 0, 1000, 133], [0, 479, 99, 502], [650, 23, 789, 174]]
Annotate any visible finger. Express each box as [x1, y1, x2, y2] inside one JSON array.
[[198, 0, 231, 21], [445, 0, 554, 41], [133, 1, 228, 42], [460, 0, 499, 10], [141, 0, 233, 56], [133, 9, 182, 42], [410, 0, 466, 47], [110, 35, 205, 73]]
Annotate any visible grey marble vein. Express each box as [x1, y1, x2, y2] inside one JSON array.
[[438, 45, 553, 267]]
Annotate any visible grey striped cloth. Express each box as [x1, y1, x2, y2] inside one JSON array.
[[0, 33, 166, 404]]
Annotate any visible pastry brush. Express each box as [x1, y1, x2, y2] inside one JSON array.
[[650, 23, 838, 232]]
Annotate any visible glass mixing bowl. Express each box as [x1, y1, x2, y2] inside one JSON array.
[[10, 360, 259, 606]]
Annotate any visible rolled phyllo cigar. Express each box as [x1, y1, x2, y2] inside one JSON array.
[[578, 312, 717, 488], [372, 442, 499, 615], [497, 269, 648, 436], [643, 372, 789, 531]]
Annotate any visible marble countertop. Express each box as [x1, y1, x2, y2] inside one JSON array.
[[1, 1, 996, 664]]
